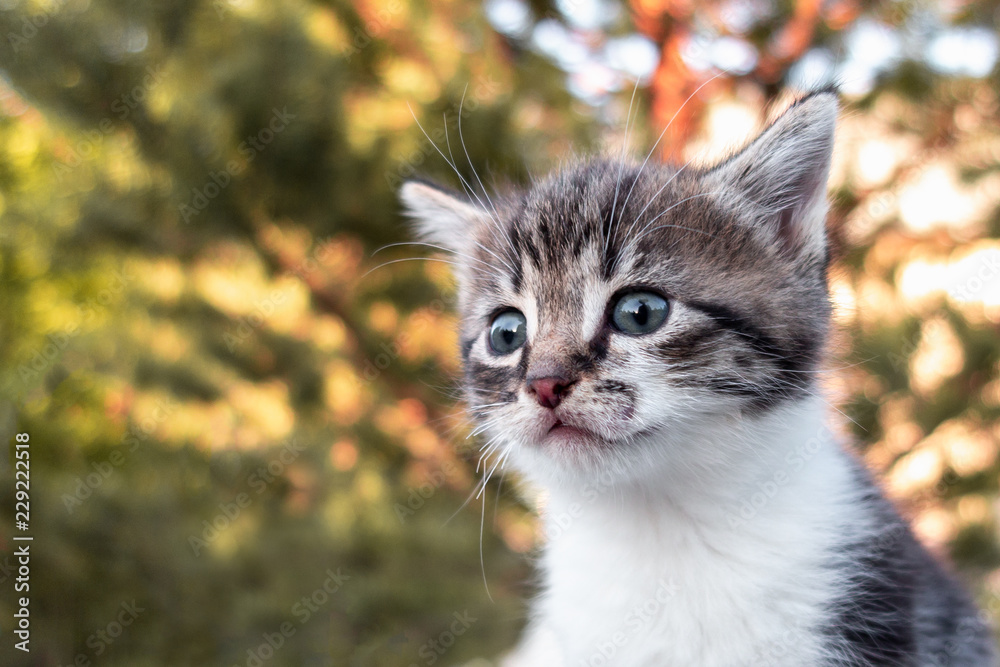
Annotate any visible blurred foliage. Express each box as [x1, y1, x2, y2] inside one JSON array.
[[0, 0, 998, 665]]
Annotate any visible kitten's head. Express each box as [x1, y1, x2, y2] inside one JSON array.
[[401, 91, 837, 487]]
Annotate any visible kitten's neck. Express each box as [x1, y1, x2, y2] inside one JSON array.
[[522, 397, 868, 667], [537, 395, 852, 537]]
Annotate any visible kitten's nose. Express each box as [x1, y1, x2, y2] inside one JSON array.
[[528, 377, 575, 409]]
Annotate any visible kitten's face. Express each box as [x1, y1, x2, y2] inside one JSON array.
[[402, 92, 837, 485]]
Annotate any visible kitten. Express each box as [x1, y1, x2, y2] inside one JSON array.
[[400, 91, 998, 666]]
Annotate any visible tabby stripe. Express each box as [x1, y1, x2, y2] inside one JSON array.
[[467, 361, 518, 389], [687, 301, 808, 373], [656, 324, 727, 363]]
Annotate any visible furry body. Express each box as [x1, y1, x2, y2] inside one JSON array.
[[401, 92, 997, 666], [506, 397, 992, 666]]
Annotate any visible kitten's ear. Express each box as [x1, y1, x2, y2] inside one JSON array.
[[710, 90, 837, 257], [399, 180, 485, 254]]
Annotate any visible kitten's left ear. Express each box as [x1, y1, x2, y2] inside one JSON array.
[[710, 90, 837, 257], [399, 179, 486, 255]]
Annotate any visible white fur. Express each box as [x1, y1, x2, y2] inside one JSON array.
[[398, 92, 994, 665], [399, 180, 487, 255], [502, 395, 869, 667]]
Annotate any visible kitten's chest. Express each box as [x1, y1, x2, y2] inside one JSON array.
[[533, 504, 841, 667]]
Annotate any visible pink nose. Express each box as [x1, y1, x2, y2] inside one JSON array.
[[528, 377, 575, 409]]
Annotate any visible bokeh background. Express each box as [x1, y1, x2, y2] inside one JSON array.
[[1, 0, 999, 664]]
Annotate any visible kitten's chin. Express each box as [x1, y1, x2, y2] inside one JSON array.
[[526, 417, 639, 475], [543, 422, 606, 450], [507, 413, 649, 483], [513, 427, 640, 487]]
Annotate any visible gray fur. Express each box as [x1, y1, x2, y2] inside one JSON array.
[[400, 90, 997, 665]]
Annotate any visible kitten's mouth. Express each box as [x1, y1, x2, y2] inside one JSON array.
[[546, 419, 597, 442]]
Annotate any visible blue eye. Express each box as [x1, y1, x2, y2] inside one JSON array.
[[489, 310, 527, 355], [611, 292, 669, 335]]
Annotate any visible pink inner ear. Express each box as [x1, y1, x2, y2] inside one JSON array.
[[771, 159, 828, 257], [776, 205, 802, 254]]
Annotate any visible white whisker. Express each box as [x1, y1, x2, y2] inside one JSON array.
[[604, 76, 643, 260]]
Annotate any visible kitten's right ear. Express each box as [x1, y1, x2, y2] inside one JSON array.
[[708, 90, 837, 259], [399, 180, 485, 254]]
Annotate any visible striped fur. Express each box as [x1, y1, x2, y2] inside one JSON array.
[[400, 91, 997, 665]]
